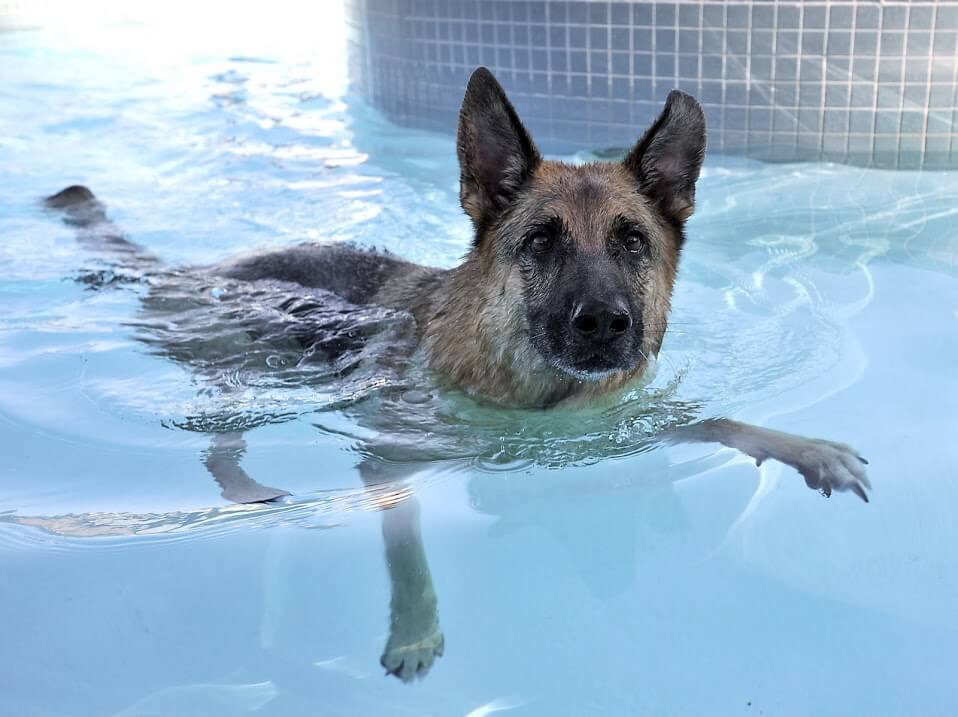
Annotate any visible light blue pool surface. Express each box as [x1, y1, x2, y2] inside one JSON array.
[[1, 17, 957, 717]]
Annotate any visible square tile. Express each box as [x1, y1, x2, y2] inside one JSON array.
[[773, 108, 799, 133], [776, 31, 799, 55], [874, 110, 901, 133], [633, 81, 654, 101], [699, 80, 723, 105], [589, 2, 609, 25], [846, 135, 873, 157], [612, 76, 631, 100], [611, 26, 630, 50], [876, 86, 903, 110], [930, 57, 954, 82], [570, 50, 587, 73], [799, 84, 823, 107], [702, 29, 724, 55], [750, 56, 772, 81], [631, 26, 652, 50], [751, 30, 774, 56], [634, 53, 652, 76], [824, 109, 848, 132], [909, 5, 934, 30], [878, 59, 903, 84], [772, 83, 798, 107], [775, 57, 798, 81], [611, 3, 631, 26], [679, 54, 699, 77], [854, 32, 878, 56], [550, 25, 568, 47], [848, 109, 874, 133], [907, 32, 931, 56], [725, 106, 747, 129], [702, 4, 724, 28], [752, 5, 774, 29], [825, 85, 850, 108], [749, 84, 772, 106], [749, 108, 772, 131], [903, 83, 929, 108], [827, 31, 851, 56], [591, 26, 609, 50], [679, 29, 700, 54], [883, 6, 908, 31], [655, 3, 677, 26], [726, 83, 747, 106], [551, 50, 568, 72], [611, 51, 630, 75], [797, 109, 823, 133], [727, 31, 748, 55], [852, 56, 878, 82], [702, 56, 724, 79], [800, 58, 824, 82], [929, 84, 955, 109], [933, 32, 957, 57], [656, 28, 676, 52], [804, 6, 827, 29], [567, 1, 588, 24], [856, 5, 880, 30], [726, 57, 747, 81], [802, 31, 825, 56], [822, 134, 848, 156], [898, 135, 924, 158], [656, 54, 676, 78], [778, 5, 800, 27], [679, 4, 700, 28], [828, 5, 854, 30], [590, 50, 609, 75], [851, 83, 876, 107], [633, 3, 652, 26], [926, 111, 953, 134], [727, 4, 748, 28]]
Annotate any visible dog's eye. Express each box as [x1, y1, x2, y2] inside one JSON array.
[[623, 230, 645, 252], [529, 231, 554, 253]]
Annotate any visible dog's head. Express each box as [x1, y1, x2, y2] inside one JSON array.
[[456, 67, 705, 385]]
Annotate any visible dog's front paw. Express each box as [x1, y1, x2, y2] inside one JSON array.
[[775, 438, 871, 502], [380, 624, 444, 682]]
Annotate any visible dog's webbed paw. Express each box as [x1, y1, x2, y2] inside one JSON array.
[[769, 437, 871, 502], [380, 625, 444, 683]]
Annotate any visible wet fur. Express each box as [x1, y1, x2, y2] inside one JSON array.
[[46, 69, 705, 410], [209, 68, 704, 408]]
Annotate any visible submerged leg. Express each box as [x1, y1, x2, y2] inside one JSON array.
[[202, 432, 291, 504], [359, 458, 444, 682], [661, 418, 871, 502]]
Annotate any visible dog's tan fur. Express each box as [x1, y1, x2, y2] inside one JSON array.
[[375, 161, 682, 407], [367, 66, 702, 408]]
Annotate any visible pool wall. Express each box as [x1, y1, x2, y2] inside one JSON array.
[[346, 0, 958, 169]]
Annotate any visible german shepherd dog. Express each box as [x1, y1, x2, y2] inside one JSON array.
[[43, 68, 870, 681]]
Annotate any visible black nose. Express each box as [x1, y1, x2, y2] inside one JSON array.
[[570, 300, 632, 342]]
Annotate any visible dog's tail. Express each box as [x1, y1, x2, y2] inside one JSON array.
[[45, 185, 108, 228], [44, 185, 162, 273]]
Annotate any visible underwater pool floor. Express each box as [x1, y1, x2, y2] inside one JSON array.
[[1, 19, 957, 717]]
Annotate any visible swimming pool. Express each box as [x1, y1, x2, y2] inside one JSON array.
[[2, 11, 957, 717]]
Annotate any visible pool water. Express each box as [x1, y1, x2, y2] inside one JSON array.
[[2, 13, 958, 717]]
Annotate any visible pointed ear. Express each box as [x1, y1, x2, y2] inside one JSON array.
[[624, 90, 706, 224], [457, 67, 541, 231]]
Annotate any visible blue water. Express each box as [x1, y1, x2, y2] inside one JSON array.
[[2, 14, 958, 717]]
